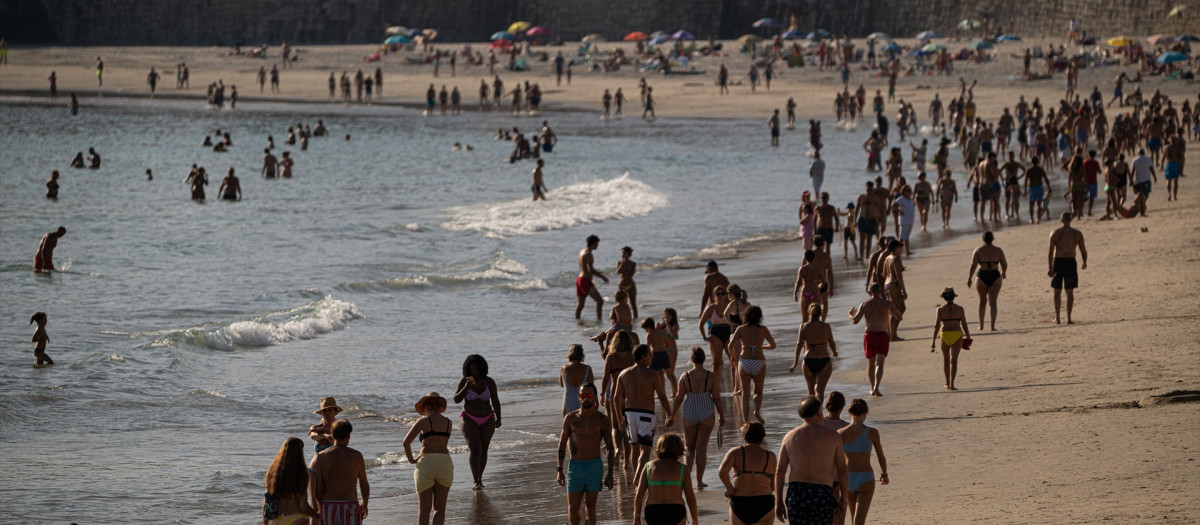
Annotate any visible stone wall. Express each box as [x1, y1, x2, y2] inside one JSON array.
[[1, 0, 1195, 45]]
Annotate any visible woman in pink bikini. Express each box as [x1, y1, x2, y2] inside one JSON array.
[[453, 354, 502, 490]]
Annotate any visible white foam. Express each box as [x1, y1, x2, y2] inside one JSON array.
[[143, 295, 363, 350], [339, 252, 535, 292], [441, 173, 669, 237]]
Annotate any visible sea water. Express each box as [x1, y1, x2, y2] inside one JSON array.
[[0, 97, 976, 523]]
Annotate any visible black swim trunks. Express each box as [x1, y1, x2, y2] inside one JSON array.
[[1051, 257, 1078, 290], [856, 218, 878, 236], [785, 481, 837, 525], [816, 228, 835, 244]]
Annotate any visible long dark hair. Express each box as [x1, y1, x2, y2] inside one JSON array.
[[264, 437, 308, 498], [463, 354, 489, 378]]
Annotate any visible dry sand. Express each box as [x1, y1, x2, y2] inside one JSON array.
[[3, 41, 1198, 523]]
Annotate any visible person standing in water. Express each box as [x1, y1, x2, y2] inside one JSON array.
[[218, 167, 241, 201], [46, 171, 60, 199], [310, 420, 370, 524], [575, 235, 609, 320], [34, 226, 66, 272], [532, 159, 547, 201], [454, 354, 502, 490], [29, 312, 54, 365], [616, 246, 638, 319]]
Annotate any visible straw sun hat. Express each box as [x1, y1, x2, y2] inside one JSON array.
[[314, 397, 343, 414], [416, 392, 447, 415]]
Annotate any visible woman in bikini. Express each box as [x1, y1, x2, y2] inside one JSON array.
[[717, 422, 776, 525], [29, 312, 53, 366], [633, 434, 698, 525], [558, 344, 594, 415], [698, 286, 733, 393], [792, 250, 826, 323], [723, 285, 752, 394], [453, 354, 502, 490], [262, 437, 318, 525], [727, 306, 776, 424], [790, 304, 838, 401], [839, 399, 889, 525], [658, 308, 681, 387], [665, 347, 725, 488], [644, 318, 676, 396], [616, 246, 639, 318], [967, 231, 1008, 331], [931, 287, 971, 390], [912, 171, 934, 231], [601, 331, 635, 469], [403, 392, 454, 525], [885, 147, 903, 189], [937, 168, 958, 228]]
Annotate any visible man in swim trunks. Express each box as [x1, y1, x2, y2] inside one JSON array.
[[775, 396, 847, 525], [531, 159, 547, 201], [1164, 136, 1184, 202], [1024, 156, 1048, 224], [311, 420, 369, 525], [575, 235, 609, 320], [557, 383, 615, 525], [769, 109, 781, 147], [1048, 212, 1087, 325], [262, 149, 278, 178], [849, 283, 902, 396], [218, 167, 241, 201], [614, 345, 672, 478], [34, 226, 66, 272], [814, 192, 839, 250], [852, 182, 883, 261]]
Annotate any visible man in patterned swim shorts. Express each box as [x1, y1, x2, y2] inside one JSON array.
[[775, 396, 848, 524]]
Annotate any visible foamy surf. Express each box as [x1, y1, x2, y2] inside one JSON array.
[[338, 252, 546, 292], [644, 231, 797, 270], [109, 295, 363, 351], [441, 173, 669, 238]]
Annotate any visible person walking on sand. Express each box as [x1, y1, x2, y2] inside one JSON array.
[[257, 66, 266, 93], [791, 304, 838, 402], [853, 181, 883, 261], [701, 260, 731, 308], [403, 392, 454, 525], [728, 306, 776, 424], [29, 312, 54, 365], [33, 226, 66, 273], [822, 392, 848, 431], [310, 420, 369, 524], [850, 283, 902, 397], [575, 235, 609, 320], [967, 231, 1007, 331], [616, 345, 673, 477], [557, 383, 616, 525], [793, 250, 826, 323], [775, 396, 848, 525], [559, 345, 596, 416], [881, 240, 907, 341], [642, 87, 656, 121], [262, 438, 318, 525], [147, 67, 159, 97], [699, 285, 733, 391], [269, 65, 280, 93], [454, 354, 502, 490], [48, 71, 57, 101], [633, 434, 699, 525], [1048, 212, 1087, 325], [931, 287, 971, 390], [531, 159, 547, 201], [601, 332, 636, 468], [839, 399, 889, 525], [718, 422, 777, 525], [666, 347, 725, 489]]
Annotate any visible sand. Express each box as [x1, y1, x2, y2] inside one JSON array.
[[3, 41, 1198, 523]]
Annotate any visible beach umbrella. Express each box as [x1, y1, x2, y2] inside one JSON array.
[[624, 31, 649, 41], [1157, 51, 1190, 64], [968, 40, 994, 50], [807, 29, 831, 39], [1148, 34, 1176, 46], [405, 28, 422, 38], [1107, 36, 1138, 46], [1168, 4, 1187, 17], [507, 21, 532, 34], [738, 34, 764, 45], [673, 30, 695, 40], [882, 42, 902, 53], [649, 30, 666, 39], [867, 32, 891, 41], [526, 26, 551, 37], [996, 34, 1022, 42], [488, 39, 513, 50], [916, 30, 943, 40], [958, 19, 981, 30], [422, 29, 438, 40], [650, 35, 670, 45], [782, 29, 805, 39], [922, 43, 946, 52], [491, 31, 514, 41], [582, 33, 606, 42], [384, 35, 411, 45], [385, 26, 409, 36], [1178, 34, 1200, 42], [752, 18, 781, 29]]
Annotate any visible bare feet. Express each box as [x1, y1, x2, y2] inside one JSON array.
[[1053, 317, 1061, 325], [949, 385, 958, 390], [697, 480, 709, 488]]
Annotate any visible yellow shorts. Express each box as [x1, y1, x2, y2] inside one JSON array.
[[414, 452, 453, 492]]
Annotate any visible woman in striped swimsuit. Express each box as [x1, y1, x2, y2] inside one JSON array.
[[665, 347, 725, 488], [727, 306, 776, 424]]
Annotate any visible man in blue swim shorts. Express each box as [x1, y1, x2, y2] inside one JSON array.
[[1164, 137, 1184, 202], [557, 383, 614, 525]]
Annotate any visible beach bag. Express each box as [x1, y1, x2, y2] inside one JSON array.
[[263, 493, 279, 520]]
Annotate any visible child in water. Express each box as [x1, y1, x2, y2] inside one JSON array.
[[30, 312, 54, 365]]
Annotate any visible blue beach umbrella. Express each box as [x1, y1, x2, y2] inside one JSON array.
[[996, 34, 1022, 42], [1157, 51, 1189, 64], [651, 35, 670, 45], [673, 30, 696, 40], [807, 29, 831, 39], [782, 29, 805, 39], [916, 30, 942, 40], [968, 40, 994, 50], [753, 18, 781, 29], [882, 42, 902, 53], [491, 31, 514, 41], [407, 28, 423, 38], [384, 35, 411, 45], [867, 32, 891, 41], [1177, 34, 1200, 42]]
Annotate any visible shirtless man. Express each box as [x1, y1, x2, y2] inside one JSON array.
[[701, 260, 731, 308], [1000, 152, 1025, 219], [1024, 156, 1049, 223], [613, 345, 672, 477], [850, 283, 902, 396], [262, 149, 278, 178], [218, 167, 241, 200], [775, 396, 848, 525], [814, 192, 840, 250], [311, 420, 369, 525], [881, 240, 907, 340], [980, 152, 1002, 222], [1164, 137, 1184, 201], [616, 246, 638, 318], [532, 159, 547, 201], [852, 182, 883, 261], [46, 170, 60, 199], [769, 109, 781, 147], [1048, 212, 1087, 325], [34, 226, 66, 272], [557, 383, 616, 525], [575, 235, 609, 320]]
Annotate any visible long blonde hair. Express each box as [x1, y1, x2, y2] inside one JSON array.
[[264, 437, 308, 498]]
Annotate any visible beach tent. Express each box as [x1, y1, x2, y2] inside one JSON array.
[[491, 31, 514, 41], [916, 30, 942, 40], [673, 30, 696, 40], [385, 26, 409, 36], [1148, 34, 1176, 46], [782, 29, 805, 39], [996, 34, 1022, 42], [624, 31, 649, 41], [526, 26, 552, 37], [1107, 36, 1138, 46], [753, 18, 781, 28], [1157, 51, 1189, 64], [968, 40, 994, 50], [867, 32, 891, 41], [508, 21, 532, 34], [384, 35, 411, 45]]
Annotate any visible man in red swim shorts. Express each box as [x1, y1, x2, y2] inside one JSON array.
[[575, 235, 609, 320], [849, 283, 902, 396]]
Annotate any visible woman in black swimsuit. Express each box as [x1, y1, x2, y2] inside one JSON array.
[[717, 422, 777, 525], [967, 231, 1008, 331], [790, 304, 838, 402], [633, 434, 698, 525]]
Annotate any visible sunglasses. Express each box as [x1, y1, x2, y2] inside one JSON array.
[[578, 393, 596, 399], [715, 292, 727, 296]]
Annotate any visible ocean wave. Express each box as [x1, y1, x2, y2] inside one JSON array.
[[108, 295, 363, 351], [441, 172, 669, 237], [338, 252, 542, 292], [643, 230, 797, 270]]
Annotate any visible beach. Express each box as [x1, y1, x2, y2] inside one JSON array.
[[1, 39, 1199, 524]]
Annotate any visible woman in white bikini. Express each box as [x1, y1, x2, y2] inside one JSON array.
[[727, 306, 776, 424]]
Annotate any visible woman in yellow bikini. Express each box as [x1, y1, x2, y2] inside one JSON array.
[[931, 287, 971, 390], [262, 437, 318, 525], [404, 392, 454, 525]]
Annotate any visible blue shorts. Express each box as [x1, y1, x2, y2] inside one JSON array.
[[1076, 130, 1087, 145], [1165, 161, 1181, 180], [426, 99, 435, 109], [981, 141, 992, 153], [1028, 186, 1045, 202], [567, 458, 604, 493], [1087, 184, 1098, 199], [1148, 138, 1161, 151], [899, 222, 914, 241]]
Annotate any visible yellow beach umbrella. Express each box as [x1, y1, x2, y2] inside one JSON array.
[[1168, 4, 1187, 18], [508, 21, 532, 34], [1107, 36, 1138, 46]]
